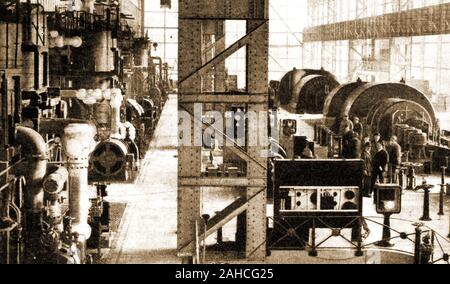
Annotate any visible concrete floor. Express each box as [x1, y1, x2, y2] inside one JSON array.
[[105, 94, 179, 264], [102, 94, 450, 264]]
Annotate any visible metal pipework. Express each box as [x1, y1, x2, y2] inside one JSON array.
[[43, 165, 68, 233], [62, 123, 96, 240], [43, 166, 69, 198], [15, 126, 48, 216], [15, 126, 48, 262]]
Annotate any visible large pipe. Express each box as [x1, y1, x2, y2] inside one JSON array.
[[15, 126, 48, 260], [43, 165, 68, 198], [62, 123, 96, 241], [43, 165, 68, 233], [15, 126, 48, 215]]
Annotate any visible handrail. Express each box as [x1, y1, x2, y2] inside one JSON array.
[[266, 215, 450, 264]]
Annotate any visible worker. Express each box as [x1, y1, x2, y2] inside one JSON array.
[[370, 133, 383, 156], [339, 115, 353, 136], [348, 132, 362, 159], [371, 142, 389, 198], [387, 136, 402, 183], [269, 80, 280, 109], [353, 116, 363, 138], [342, 130, 355, 158], [361, 142, 372, 197], [361, 135, 371, 149]]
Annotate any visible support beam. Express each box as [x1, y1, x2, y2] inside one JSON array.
[[178, 0, 269, 262], [178, 94, 267, 104], [178, 20, 268, 87], [304, 2, 450, 42]]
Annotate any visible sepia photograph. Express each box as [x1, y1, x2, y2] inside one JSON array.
[[0, 0, 450, 274]]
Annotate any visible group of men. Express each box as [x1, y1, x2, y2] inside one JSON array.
[[340, 115, 363, 159], [339, 115, 402, 198]]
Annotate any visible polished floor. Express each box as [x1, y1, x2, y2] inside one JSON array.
[[102, 94, 450, 264]]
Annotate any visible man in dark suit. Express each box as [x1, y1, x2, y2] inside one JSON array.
[[342, 130, 354, 158], [361, 142, 372, 197], [348, 132, 362, 159], [371, 142, 389, 197], [387, 135, 402, 183], [370, 133, 383, 157]]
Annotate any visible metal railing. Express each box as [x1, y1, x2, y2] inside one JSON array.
[[266, 215, 450, 264]]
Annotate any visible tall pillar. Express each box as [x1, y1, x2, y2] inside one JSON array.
[[178, 0, 269, 262]]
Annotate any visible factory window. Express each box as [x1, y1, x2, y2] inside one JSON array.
[[144, 0, 178, 81], [268, 0, 305, 81], [224, 21, 247, 90], [144, 0, 305, 83]]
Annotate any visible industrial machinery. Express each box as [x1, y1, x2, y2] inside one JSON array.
[[271, 159, 364, 250], [277, 68, 339, 114], [273, 68, 441, 163], [0, 0, 173, 264], [323, 80, 438, 142], [274, 68, 438, 145], [267, 71, 445, 254]]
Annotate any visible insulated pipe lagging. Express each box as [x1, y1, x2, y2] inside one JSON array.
[[62, 123, 96, 240]]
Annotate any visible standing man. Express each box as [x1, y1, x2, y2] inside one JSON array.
[[361, 142, 372, 197], [342, 130, 355, 158], [387, 135, 402, 183], [353, 116, 363, 138], [348, 132, 362, 159], [371, 133, 383, 156], [371, 142, 389, 199]]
